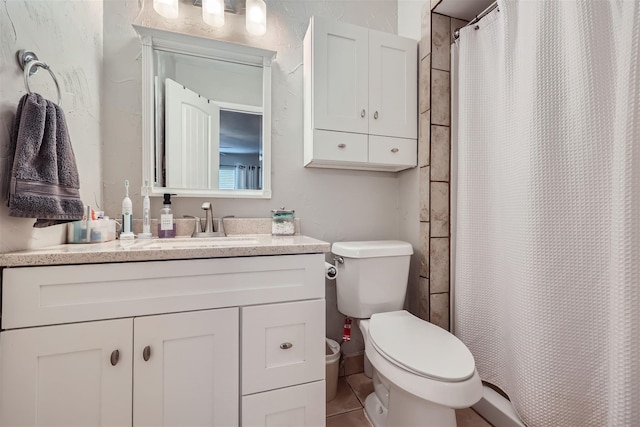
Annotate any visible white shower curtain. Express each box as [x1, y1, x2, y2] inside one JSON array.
[[453, 1, 640, 426]]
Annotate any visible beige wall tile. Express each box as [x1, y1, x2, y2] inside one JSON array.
[[420, 4, 431, 60], [418, 277, 430, 321], [430, 292, 450, 331], [419, 55, 431, 114], [431, 125, 450, 181], [430, 182, 449, 237], [430, 237, 449, 293], [431, 13, 451, 71], [431, 69, 450, 126], [343, 353, 364, 376], [419, 113, 431, 167], [420, 166, 430, 221], [420, 222, 430, 278], [451, 18, 468, 44]]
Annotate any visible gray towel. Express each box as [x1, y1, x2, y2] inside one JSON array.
[[8, 93, 84, 227]]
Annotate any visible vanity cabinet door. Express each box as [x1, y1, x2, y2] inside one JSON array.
[[0, 319, 133, 427], [133, 308, 239, 427]]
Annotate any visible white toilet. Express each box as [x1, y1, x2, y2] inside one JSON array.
[[332, 240, 482, 427]]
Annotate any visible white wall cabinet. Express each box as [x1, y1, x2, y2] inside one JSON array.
[[0, 254, 325, 427], [304, 16, 418, 172]]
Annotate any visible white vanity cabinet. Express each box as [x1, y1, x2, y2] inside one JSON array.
[[304, 16, 418, 172], [0, 253, 326, 427]]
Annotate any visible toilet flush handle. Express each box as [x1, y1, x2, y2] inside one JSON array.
[[333, 256, 344, 265]]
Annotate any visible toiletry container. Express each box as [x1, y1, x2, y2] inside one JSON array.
[[158, 193, 176, 238], [271, 207, 295, 235]]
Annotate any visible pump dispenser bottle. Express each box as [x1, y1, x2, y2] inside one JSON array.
[[158, 193, 176, 238]]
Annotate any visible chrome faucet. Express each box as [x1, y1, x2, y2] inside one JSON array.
[[201, 202, 215, 233]]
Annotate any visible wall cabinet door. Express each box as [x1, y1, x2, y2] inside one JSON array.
[[133, 308, 239, 427], [310, 16, 369, 134], [0, 319, 133, 427], [368, 29, 418, 140]]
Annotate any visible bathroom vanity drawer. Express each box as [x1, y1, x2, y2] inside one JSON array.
[[241, 300, 325, 395], [1, 254, 324, 330], [368, 135, 416, 167], [242, 380, 325, 426]]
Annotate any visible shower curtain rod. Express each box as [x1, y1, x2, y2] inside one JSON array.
[[453, 1, 499, 39]]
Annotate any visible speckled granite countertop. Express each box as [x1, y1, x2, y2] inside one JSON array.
[[0, 234, 330, 267]]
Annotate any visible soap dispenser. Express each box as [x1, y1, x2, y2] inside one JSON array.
[[158, 193, 176, 238]]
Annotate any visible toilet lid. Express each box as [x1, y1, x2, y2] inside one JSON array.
[[368, 310, 476, 382]]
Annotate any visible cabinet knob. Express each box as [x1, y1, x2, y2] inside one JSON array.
[[143, 346, 151, 361], [374, 111, 379, 119], [338, 143, 347, 149], [391, 148, 399, 153], [360, 109, 366, 118], [110, 349, 120, 366], [280, 342, 293, 350]]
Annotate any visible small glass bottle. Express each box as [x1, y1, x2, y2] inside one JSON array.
[[158, 193, 176, 238], [271, 207, 295, 236]]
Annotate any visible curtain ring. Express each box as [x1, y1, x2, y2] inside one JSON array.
[[23, 60, 62, 106]]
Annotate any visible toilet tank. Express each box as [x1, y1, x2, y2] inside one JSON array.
[[332, 241, 413, 318]]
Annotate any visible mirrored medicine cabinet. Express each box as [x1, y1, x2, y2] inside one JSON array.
[[133, 25, 276, 198]]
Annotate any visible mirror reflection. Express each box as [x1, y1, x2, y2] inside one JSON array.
[[134, 25, 275, 198]]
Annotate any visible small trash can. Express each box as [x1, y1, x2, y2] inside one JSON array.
[[325, 338, 341, 401]]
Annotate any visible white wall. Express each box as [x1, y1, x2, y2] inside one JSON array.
[[0, 1, 103, 252], [398, 0, 429, 40]]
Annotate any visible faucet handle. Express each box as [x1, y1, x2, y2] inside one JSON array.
[[201, 202, 212, 211], [183, 215, 202, 237], [217, 215, 235, 236]]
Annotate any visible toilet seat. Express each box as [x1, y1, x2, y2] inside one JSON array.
[[368, 310, 475, 382]]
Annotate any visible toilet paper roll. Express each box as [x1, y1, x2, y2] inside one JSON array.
[[325, 262, 338, 280]]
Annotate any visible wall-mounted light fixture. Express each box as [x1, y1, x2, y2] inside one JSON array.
[[154, 0, 267, 36]]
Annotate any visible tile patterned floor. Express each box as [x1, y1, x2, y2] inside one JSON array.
[[327, 373, 493, 427]]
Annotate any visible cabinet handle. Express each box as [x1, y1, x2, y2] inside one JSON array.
[[280, 342, 293, 350], [391, 148, 399, 153], [110, 349, 120, 366], [338, 143, 346, 149], [374, 111, 379, 119], [143, 346, 151, 361], [360, 109, 366, 118]]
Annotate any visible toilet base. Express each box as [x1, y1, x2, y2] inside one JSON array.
[[364, 371, 457, 427]]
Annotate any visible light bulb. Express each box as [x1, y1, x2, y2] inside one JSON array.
[[153, 0, 179, 19], [203, 0, 225, 28], [246, 0, 267, 36]]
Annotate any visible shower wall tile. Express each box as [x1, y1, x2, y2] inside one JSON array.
[[431, 69, 450, 126], [420, 4, 431, 60], [431, 125, 450, 181], [430, 238, 450, 293], [451, 18, 468, 43], [430, 292, 450, 331], [431, 13, 451, 71], [420, 166, 430, 221], [420, 222, 430, 278], [418, 277, 431, 321], [419, 55, 431, 114], [419, 113, 431, 167], [430, 182, 449, 237]]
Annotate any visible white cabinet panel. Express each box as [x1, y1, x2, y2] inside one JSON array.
[[369, 135, 417, 168], [242, 300, 325, 395], [242, 381, 325, 427], [0, 319, 133, 427], [369, 29, 418, 140], [304, 16, 417, 172], [133, 308, 239, 427], [310, 16, 368, 134]]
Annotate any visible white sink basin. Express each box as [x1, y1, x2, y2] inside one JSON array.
[[137, 236, 260, 250]]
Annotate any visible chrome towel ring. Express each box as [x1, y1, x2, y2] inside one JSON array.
[[16, 50, 62, 106]]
